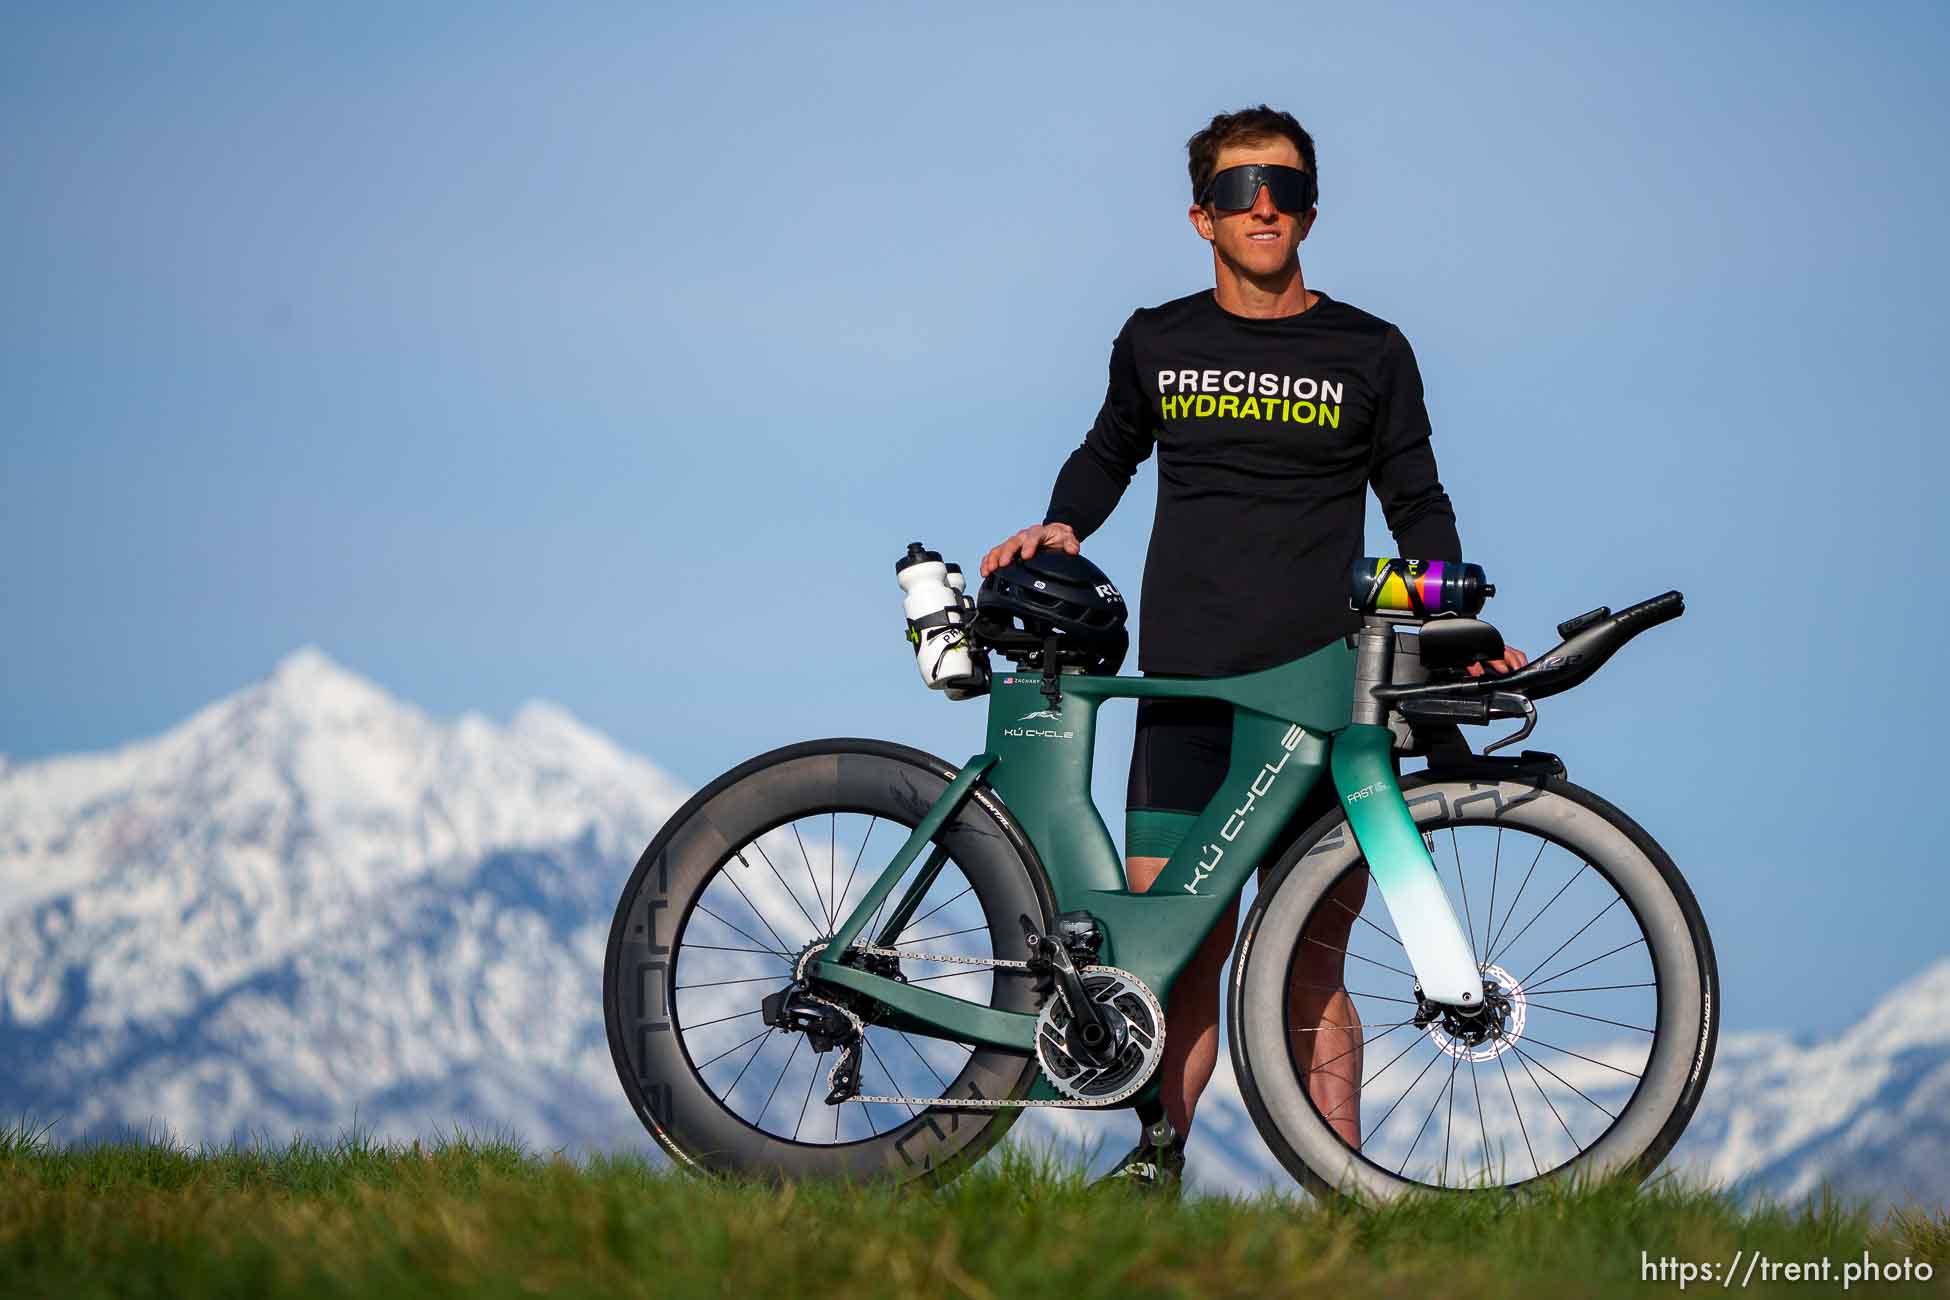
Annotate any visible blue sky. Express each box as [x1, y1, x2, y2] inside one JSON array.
[[4, 2, 1946, 1039]]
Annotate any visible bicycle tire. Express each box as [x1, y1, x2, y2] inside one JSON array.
[[603, 738, 1054, 1186], [1230, 771, 1717, 1202]]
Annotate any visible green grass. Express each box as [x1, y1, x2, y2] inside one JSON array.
[[1, 1119, 1944, 1298]]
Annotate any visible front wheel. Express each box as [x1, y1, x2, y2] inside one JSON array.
[[603, 738, 1053, 1187], [1230, 772, 1717, 1202]]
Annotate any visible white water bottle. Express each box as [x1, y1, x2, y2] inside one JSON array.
[[897, 543, 974, 690]]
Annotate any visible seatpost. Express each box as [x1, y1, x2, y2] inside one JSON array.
[[1351, 616, 1396, 727]]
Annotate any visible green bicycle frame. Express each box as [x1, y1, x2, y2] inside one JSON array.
[[812, 636, 1482, 1058]]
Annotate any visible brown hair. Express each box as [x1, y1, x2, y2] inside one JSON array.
[[1186, 105, 1317, 204]]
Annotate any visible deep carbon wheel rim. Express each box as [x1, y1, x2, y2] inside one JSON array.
[[1283, 825, 1660, 1189], [604, 741, 1052, 1185], [1237, 779, 1709, 1198]]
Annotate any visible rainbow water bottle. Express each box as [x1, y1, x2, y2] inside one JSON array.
[[1350, 556, 1495, 617]]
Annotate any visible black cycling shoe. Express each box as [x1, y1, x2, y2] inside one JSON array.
[[1093, 1115, 1185, 1197]]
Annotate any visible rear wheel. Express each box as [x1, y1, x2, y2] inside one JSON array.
[[603, 739, 1052, 1186], [1230, 772, 1716, 1202]]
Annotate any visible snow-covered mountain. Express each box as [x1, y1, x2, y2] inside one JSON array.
[[0, 649, 687, 1153], [2, 651, 1945, 1207]]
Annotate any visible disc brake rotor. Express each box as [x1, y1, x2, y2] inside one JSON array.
[[1427, 962, 1527, 1062]]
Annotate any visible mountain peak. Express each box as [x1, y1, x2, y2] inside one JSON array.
[[270, 644, 363, 688], [261, 646, 403, 725]]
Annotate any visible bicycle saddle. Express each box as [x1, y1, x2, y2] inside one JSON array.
[[1414, 617, 1504, 672]]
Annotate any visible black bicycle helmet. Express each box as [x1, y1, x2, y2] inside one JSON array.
[[973, 550, 1129, 674]]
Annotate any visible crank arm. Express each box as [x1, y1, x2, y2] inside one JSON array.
[[1332, 725, 1485, 1008]]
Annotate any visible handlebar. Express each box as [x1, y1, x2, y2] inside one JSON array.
[[1371, 589, 1685, 710]]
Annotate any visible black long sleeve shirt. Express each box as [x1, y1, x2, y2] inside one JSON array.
[[1044, 288, 1462, 676]]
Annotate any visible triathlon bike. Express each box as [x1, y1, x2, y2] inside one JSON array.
[[602, 559, 1716, 1202]]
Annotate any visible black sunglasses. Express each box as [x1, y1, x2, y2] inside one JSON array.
[[1200, 163, 1317, 214]]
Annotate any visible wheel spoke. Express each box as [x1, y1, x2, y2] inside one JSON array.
[[693, 904, 794, 961], [1364, 1040, 1445, 1136], [1483, 837, 1551, 964], [1293, 982, 1419, 1007], [1314, 937, 1416, 982], [1471, 1056, 1492, 1184], [758, 1036, 804, 1126], [1506, 1040, 1619, 1120], [678, 973, 792, 990], [863, 1037, 919, 1119], [1401, 1051, 1461, 1178], [1321, 1026, 1425, 1125], [899, 884, 975, 938], [897, 1031, 951, 1091], [1525, 1003, 1653, 1034], [1486, 859, 1588, 969], [1514, 1033, 1640, 1084], [1332, 892, 1403, 948], [1442, 1045, 1459, 1186], [1509, 1038, 1582, 1155], [697, 1026, 774, 1073], [1496, 1048, 1541, 1178], [789, 822, 831, 931], [748, 844, 824, 940], [722, 1029, 778, 1100], [904, 925, 989, 945], [1482, 828, 1504, 971], [1522, 981, 1655, 996], [678, 943, 791, 960], [794, 1049, 825, 1140], [720, 866, 796, 957], [1452, 827, 1480, 966], [1523, 937, 1647, 994], [1513, 895, 1621, 991], [835, 817, 879, 925], [681, 1007, 765, 1031], [1308, 1018, 1418, 1076]]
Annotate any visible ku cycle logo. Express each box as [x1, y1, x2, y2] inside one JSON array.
[[1004, 708, 1074, 741], [1186, 724, 1307, 894]]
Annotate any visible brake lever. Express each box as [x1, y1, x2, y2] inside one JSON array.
[[1481, 693, 1537, 756]]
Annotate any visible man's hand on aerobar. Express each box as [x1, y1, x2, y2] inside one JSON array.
[[1467, 645, 1528, 677], [980, 522, 1080, 577]]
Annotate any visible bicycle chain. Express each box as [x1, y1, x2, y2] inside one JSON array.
[[800, 943, 1149, 1110]]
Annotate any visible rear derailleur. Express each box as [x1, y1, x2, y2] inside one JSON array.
[[761, 983, 864, 1104], [762, 946, 905, 1105]]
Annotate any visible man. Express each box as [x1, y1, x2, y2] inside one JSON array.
[[979, 105, 1527, 1193]]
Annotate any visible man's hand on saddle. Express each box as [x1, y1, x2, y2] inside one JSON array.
[[1466, 645, 1529, 678], [979, 522, 1080, 577]]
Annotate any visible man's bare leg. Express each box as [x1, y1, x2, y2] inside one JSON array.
[[1285, 871, 1368, 1146]]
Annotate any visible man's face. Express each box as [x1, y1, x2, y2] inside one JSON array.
[[1188, 137, 1317, 277]]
